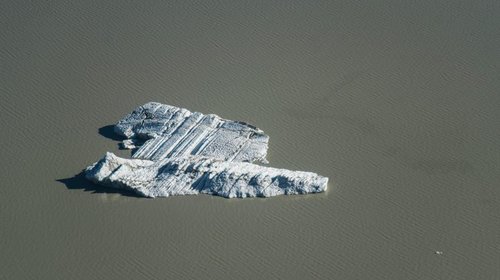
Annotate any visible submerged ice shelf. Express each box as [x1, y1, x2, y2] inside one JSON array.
[[84, 102, 328, 198]]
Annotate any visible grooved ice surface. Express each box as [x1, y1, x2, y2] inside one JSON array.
[[85, 152, 328, 198], [114, 102, 269, 163]]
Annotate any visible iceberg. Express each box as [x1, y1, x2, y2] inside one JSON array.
[[85, 152, 328, 198], [84, 102, 328, 198], [114, 102, 269, 163]]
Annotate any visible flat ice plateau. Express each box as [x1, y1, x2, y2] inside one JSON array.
[[84, 102, 328, 198], [115, 102, 269, 163]]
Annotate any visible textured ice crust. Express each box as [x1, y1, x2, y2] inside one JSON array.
[[114, 102, 269, 163], [84, 102, 328, 198], [85, 152, 328, 198]]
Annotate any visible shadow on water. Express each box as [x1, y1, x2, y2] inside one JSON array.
[[57, 172, 142, 198], [56, 124, 144, 197], [98, 125, 124, 141]]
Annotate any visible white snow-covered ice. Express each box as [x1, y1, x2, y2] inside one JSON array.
[[85, 152, 328, 198], [115, 102, 269, 163], [84, 102, 328, 198]]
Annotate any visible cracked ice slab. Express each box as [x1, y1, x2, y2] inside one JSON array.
[[85, 152, 328, 198], [114, 102, 269, 163]]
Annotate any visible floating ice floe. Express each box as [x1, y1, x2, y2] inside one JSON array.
[[114, 102, 269, 163], [84, 102, 328, 198]]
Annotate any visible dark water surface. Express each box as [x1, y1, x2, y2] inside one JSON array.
[[1, 1, 499, 279]]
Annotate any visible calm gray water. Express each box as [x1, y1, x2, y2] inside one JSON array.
[[1, 1, 499, 279]]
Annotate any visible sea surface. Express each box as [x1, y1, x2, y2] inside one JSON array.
[[1, 1, 499, 279]]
